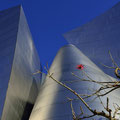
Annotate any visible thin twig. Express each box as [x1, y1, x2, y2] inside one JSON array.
[[108, 51, 119, 68]]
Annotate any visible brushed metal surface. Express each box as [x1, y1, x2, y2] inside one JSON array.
[[64, 2, 120, 78], [0, 6, 42, 120], [30, 45, 120, 120], [0, 6, 20, 119]]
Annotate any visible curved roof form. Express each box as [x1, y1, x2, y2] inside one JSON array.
[[30, 44, 120, 120], [64, 2, 120, 78]]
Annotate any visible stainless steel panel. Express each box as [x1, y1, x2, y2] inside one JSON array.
[[0, 6, 42, 120], [0, 6, 20, 119], [64, 2, 120, 78], [30, 45, 120, 120]]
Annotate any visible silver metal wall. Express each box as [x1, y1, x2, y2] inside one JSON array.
[[64, 2, 120, 78], [0, 6, 42, 120], [0, 6, 20, 119], [29, 44, 120, 120]]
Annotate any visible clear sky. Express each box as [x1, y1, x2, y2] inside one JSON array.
[[0, 0, 120, 67]]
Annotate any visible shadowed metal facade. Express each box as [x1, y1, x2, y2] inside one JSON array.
[[29, 45, 120, 120], [0, 6, 41, 120], [64, 2, 120, 78]]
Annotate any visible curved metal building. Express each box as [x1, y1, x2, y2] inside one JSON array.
[[0, 6, 42, 120], [64, 2, 120, 78], [29, 44, 120, 120]]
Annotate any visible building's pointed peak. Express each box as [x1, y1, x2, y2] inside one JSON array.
[[60, 44, 75, 49], [51, 43, 98, 70]]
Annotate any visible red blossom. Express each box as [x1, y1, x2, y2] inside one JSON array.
[[76, 64, 84, 70]]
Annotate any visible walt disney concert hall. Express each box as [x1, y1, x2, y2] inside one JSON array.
[[1, 2, 120, 120]]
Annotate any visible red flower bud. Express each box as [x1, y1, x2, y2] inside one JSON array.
[[76, 64, 84, 70]]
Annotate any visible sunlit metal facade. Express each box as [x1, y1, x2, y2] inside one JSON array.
[[0, 6, 42, 120], [29, 44, 120, 120]]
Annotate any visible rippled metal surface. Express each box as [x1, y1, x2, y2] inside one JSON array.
[[0, 6, 41, 120], [64, 2, 120, 78], [30, 45, 120, 120]]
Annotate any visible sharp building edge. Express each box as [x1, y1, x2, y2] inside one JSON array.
[[64, 2, 120, 78], [29, 44, 120, 120], [0, 5, 42, 120]]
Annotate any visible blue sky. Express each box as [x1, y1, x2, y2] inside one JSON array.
[[0, 0, 120, 67]]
